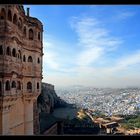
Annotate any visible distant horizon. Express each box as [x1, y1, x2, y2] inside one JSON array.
[[54, 84, 140, 89], [24, 5, 140, 88], [42, 81, 140, 89]]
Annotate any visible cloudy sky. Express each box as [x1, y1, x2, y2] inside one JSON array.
[[24, 5, 140, 88]]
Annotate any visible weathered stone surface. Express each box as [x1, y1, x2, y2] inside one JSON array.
[[0, 5, 43, 135]]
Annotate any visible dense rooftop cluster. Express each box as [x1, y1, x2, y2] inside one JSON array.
[[56, 87, 140, 116]]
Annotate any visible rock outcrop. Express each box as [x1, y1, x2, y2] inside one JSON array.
[[37, 82, 68, 114]]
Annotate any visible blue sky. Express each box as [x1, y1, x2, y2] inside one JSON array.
[[24, 5, 140, 88]]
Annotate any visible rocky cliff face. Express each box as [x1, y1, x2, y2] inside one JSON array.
[[37, 82, 68, 114]]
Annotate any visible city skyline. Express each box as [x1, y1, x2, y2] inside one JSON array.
[[24, 5, 140, 88]]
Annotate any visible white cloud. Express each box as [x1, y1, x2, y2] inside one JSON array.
[[43, 14, 140, 88], [70, 16, 122, 67], [78, 50, 140, 79], [118, 51, 140, 67], [43, 38, 60, 71], [114, 11, 136, 21], [107, 50, 140, 73], [43, 35, 77, 74], [77, 47, 104, 66], [43, 50, 59, 70]]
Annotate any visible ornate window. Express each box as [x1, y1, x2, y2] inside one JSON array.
[[37, 82, 39, 89], [23, 55, 26, 62], [0, 8, 6, 20], [27, 82, 32, 92], [5, 80, 10, 90], [29, 29, 34, 40], [0, 45, 3, 55], [8, 10, 12, 21], [6, 46, 11, 56], [13, 14, 17, 25], [12, 81, 16, 88], [37, 58, 40, 64], [0, 81, 2, 91], [28, 56, 33, 62], [12, 48, 16, 57], [38, 32, 40, 40], [18, 17, 22, 28]]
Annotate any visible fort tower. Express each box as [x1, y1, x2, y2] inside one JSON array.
[[0, 5, 43, 135]]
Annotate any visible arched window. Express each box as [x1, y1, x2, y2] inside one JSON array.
[[37, 58, 40, 64], [11, 81, 16, 88], [23, 55, 26, 62], [0, 81, 2, 91], [6, 46, 11, 56], [38, 32, 40, 40], [28, 56, 33, 62], [13, 14, 17, 25], [8, 10, 12, 21], [12, 48, 16, 57], [18, 50, 21, 59], [23, 26, 26, 37], [37, 82, 39, 89], [29, 29, 34, 40], [17, 81, 21, 90], [5, 80, 10, 91], [0, 45, 3, 55], [27, 82, 32, 92], [0, 8, 6, 20], [18, 17, 22, 28]]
